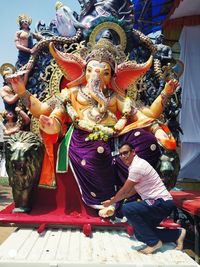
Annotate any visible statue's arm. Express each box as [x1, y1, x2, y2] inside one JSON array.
[[6, 75, 52, 118], [3, 123, 20, 136], [0, 86, 19, 104], [1, 123, 6, 131], [15, 107, 30, 126], [32, 32, 43, 41], [141, 79, 179, 118], [63, 88, 79, 122], [114, 95, 133, 132], [24, 93, 52, 118], [43, 88, 72, 134]]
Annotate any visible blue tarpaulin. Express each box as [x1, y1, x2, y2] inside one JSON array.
[[132, 0, 174, 34]]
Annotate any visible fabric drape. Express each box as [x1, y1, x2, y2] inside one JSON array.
[[179, 25, 200, 180]]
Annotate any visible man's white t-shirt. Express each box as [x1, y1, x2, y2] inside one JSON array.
[[128, 155, 172, 201]]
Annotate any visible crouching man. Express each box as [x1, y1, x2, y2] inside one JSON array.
[[102, 142, 186, 254]]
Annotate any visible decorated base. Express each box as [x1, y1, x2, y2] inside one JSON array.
[[0, 168, 130, 235]]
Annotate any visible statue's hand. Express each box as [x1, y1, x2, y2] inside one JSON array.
[[30, 46, 38, 55], [114, 117, 127, 132], [98, 206, 115, 218], [39, 115, 61, 134], [164, 79, 180, 95], [6, 71, 27, 96]]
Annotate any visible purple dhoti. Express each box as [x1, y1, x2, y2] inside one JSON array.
[[68, 128, 161, 207]]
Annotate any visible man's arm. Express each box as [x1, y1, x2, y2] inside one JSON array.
[[15, 107, 30, 125], [102, 179, 137, 207]]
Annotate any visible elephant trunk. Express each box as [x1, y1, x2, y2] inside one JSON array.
[[87, 75, 108, 114]]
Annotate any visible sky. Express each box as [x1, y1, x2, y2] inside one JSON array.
[[0, 0, 81, 111], [0, 0, 159, 112]]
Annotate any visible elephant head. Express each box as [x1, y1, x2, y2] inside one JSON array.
[[49, 41, 153, 103], [85, 59, 112, 113], [49, 42, 113, 114]]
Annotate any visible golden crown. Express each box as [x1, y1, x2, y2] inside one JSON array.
[[80, 37, 126, 71], [17, 14, 32, 25], [55, 1, 64, 10], [79, 21, 128, 71], [0, 63, 16, 77]]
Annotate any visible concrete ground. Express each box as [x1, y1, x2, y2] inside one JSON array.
[[0, 179, 198, 262], [0, 183, 16, 245]]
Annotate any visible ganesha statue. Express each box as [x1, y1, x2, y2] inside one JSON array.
[[7, 24, 179, 217]]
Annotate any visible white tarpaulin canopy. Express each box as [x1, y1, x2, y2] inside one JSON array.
[[167, 0, 200, 180], [179, 25, 200, 180]]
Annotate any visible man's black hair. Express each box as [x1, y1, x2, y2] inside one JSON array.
[[118, 141, 135, 150]]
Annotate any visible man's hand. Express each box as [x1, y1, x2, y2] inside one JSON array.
[[39, 115, 61, 134], [101, 198, 113, 207]]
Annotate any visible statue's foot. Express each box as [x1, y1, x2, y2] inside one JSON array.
[[98, 206, 115, 218], [155, 127, 176, 150], [12, 207, 31, 213]]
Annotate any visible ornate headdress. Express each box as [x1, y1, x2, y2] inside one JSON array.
[[17, 14, 32, 26], [0, 63, 16, 78], [49, 21, 153, 94], [80, 32, 126, 72], [55, 1, 64, 10]]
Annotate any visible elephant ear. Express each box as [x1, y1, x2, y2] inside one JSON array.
[[111, 56, 153, 96], [49, 42, 86, 88]]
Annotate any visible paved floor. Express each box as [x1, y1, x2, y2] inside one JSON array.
[[0, 184, 16, 245], [0, 228, 199, 267], [0, 183, 198, 262]]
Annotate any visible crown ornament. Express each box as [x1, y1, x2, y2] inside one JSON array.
[[55, 1, 64, 10], [80, 31, 127, 71], [0, 63, 16, 78], [17, 14, 32, 26]]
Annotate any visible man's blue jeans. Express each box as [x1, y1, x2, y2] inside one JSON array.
[[122, 198, 181, 246]]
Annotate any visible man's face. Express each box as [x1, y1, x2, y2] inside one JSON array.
[[119, 144, 135, 166]]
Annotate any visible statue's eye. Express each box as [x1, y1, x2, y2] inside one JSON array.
[[87, 68, 92, 73], [104, 72, 110, 76]]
